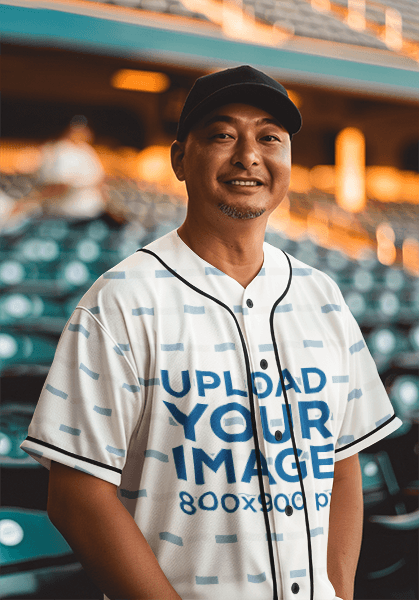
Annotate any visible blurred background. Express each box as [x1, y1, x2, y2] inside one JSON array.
[[0, 0, 418, 598]]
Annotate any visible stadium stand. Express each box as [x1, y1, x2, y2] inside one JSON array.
[[73, 0, 419, 50]]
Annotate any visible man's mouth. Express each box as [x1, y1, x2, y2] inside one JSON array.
[[225, 180, 262, 187]]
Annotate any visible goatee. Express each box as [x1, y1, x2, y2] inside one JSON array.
[[218, 203, 266, 220]]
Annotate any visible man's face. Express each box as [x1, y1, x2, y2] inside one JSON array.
[[171, 103, 291, 223]]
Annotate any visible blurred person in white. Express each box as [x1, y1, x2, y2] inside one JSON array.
[[36, 114, 105, 219]]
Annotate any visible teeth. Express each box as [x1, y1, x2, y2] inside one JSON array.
[[228, 180, 259, 186]]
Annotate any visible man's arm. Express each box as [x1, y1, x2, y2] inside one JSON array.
[[327, 453, 363, 600], [47, 461, 181, 600]]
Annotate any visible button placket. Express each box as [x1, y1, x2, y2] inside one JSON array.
[[242, 290, 289, 590]]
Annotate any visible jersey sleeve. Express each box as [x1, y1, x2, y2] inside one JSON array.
[[20, 307, 143, 486], [334, 300, 402, 461]]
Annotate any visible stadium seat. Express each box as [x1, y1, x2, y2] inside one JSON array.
[[366, 327, 406, 373], [384, 268, 407, 293], [0, 260, 38, 288], [370, 508, 419, 531], [0, 508, 72, 567], [390, 375, 419, 437], [0, 404, 40, 468], [409, 323, 419, 352], [0, 293, 64, 326], [34, 218, 70, 242], [351, 267, 376, 293], [359, 452, 385, 497], [0, 332, 57, 374], [0, 508, 78, 599], [343, 290, 369, 325]]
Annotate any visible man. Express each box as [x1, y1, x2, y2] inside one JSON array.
[[22, 66, 401, 600]]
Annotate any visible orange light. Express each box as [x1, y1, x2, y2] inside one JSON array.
[[0, 141, 42, 174], [137, 146, 171, 183], [400, 172, 419, 204], [403, 238, 419, 276], [112, 70, 170, 93], [347, 0, 365, 31], [309, 165, 335, 193], [286, 90, 302, 109], [289, 165, 310, 194], [335, 127, 366, 213], [181, 0, 292, 45], [136, 145, 186, 197], [384, 8, 403, 51], [366, 167, 402, 203], [311, 0, 331, 12], [376, 223, 396, 266]]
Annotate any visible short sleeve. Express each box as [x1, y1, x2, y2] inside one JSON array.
[[334, 301, 402, 461], [20, 307, 143, 486]]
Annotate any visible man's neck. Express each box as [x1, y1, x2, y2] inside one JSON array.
[[177, 215, 267, 289]]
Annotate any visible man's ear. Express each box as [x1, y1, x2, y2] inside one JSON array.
[[170, 140, 186, 182]]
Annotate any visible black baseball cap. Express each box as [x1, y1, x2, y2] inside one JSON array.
[[176, 65, 302, 141]]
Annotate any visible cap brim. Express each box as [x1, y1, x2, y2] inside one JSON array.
[[177, 82, 302, 140]]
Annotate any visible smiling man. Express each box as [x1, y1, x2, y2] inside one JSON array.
[[172, 101, 292, 288], [22, 66, 401, 600]]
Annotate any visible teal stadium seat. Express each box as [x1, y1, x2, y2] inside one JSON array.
[[0, 332, 57, 375], [409, 323, 419, 352], [367, 327, 407, 373], [390, 375, 419, 425], [0, 404, 41, 468], [343, 290, 370, 326], [359, 453, 386, 499], [0, 508, 76, 599]]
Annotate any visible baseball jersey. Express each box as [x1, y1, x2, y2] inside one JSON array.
[[22, 229, 402, 600]]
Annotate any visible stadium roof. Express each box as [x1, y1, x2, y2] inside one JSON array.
[[1, 0, 418, 99]]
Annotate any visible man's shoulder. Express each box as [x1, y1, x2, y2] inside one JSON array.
[[102, 229, 178, 278], [76, 230, 178, 310], [264, 241, 343, 298]]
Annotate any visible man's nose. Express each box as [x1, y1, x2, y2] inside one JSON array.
[[231, 136, 260, 169]]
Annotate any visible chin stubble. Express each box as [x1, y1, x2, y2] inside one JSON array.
[[218, 203, 266, 220]]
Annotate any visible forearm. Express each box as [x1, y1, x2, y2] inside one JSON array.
[[327, 454, 363, 600], [48, 463, 181, 600]]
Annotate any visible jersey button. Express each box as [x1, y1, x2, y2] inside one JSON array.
[[291, 583, 300, 594], [260, 359, 268, 370], [274, 430, 282, 441], [285, 505, 293, 516], [246, 298, 253, 308]]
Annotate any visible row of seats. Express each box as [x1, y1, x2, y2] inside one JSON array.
[[0, 214, 418, 373]]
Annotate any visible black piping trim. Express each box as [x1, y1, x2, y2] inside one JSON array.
[[269, 251, 314, 600], [24, 436, 122, 474], [139, 247, 278, 600], [335, 414, 398, 453]]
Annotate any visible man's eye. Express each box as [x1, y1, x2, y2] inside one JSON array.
[[262, 135, 280, 142], [212, 133, 232, 139]]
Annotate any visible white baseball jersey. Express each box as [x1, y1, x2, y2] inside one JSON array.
[[22, 229, 402, 600]]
